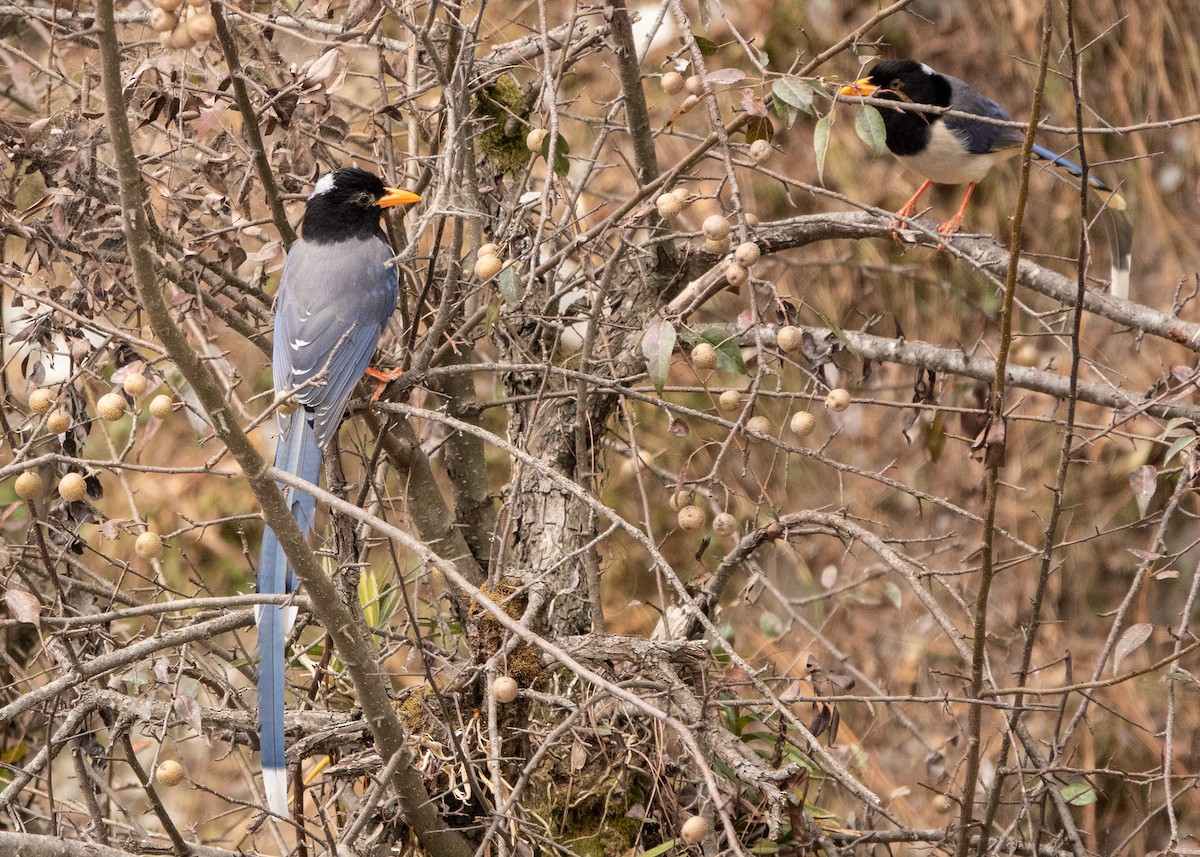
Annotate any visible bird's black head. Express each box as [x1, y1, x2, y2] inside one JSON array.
[[859, 60, 952, 107], [300, 167, 420, 244], [840, 60, 952, 157]]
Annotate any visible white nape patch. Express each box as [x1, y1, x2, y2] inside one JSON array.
[[919, 62, 936, 77], [309, 173, 337, 199]]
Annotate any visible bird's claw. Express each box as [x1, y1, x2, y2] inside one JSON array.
[[365, 366, 403, 402]]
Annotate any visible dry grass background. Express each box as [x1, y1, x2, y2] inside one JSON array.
[[1, 0, 1198, 853]]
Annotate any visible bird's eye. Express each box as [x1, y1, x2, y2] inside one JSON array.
[[890, 78, 902, 89], [357, 192, 374, 207]]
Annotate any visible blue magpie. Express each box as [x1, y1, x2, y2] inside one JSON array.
[[839, 59, 1132, 298], [258, 166, 419, 818]]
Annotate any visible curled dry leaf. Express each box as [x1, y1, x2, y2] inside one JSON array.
[[302, 48, 346, 91], [1112, 623, 1153, 675], [6, 589, 41, 625]]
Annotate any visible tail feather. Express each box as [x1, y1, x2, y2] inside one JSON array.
[[1031, 144, 1132, 297], [257, 408, 322, 819]]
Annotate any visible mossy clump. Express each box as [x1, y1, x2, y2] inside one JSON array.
[[476, 74, 533, 174], [469, 577, 526, 656], [506, 642, 544, 689], [526, 753, 649, 857], [396, 685, 434, 731]]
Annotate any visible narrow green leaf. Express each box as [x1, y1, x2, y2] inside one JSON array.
[[813, 112, 833, 186], [772, 77, 814, 114], [638, 839, 680, 857], [641, 318, 676, 397], [854, 104, 887, 156], [1164, 432, 1198, 464]]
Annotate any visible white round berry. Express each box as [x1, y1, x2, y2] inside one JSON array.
[[825, 388, 851, 412], [702, 215, 731, 240], [776, 325, 802, 353], [691, 343, 718, 370], [677, 505, 705, 530], [789, 411, 816, 437], [733, 242, 760, 267]]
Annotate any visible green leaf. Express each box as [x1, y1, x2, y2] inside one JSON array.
[[358, 568, 381, 627], [497, 264, 521, 306], [641, 318, 676, 397], [1061, 783, 1097, 806], [698, 327, 746, 375], [1164, 432, 1198, 464], [540, 134, 571, 177], [694, 35, 718, 55], [773, 97, 798, 129], [638, 839, 680, 857], [772, 77, 814, 115], [813, 112, 833, 186], [854, 104, 887, 156], [745, 115, 774, 144], [729, 713, 759, 735]]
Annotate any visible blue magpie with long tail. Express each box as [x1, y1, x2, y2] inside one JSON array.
[[839, 59, 1133, 298], [258, 166, 419, 818]]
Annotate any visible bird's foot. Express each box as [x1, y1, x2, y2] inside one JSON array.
[[890, 203, 923, 242], [936, 216, 966, 236], [934, 216, 966, 250], [890, 210, 913, 241], [365, 366, 403, 402]]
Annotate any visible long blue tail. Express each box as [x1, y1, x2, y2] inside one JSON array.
[[257, 407, 321, 818], [1032, 144, 1133, 299]]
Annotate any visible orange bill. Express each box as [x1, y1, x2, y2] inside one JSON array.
[[378, 187, 421, 207], [838, 78, 878, 98]]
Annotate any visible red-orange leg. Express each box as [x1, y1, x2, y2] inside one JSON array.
[[937, 182, 977, 236], [365, 366, 403, 402], [895, 180, 933, 222]]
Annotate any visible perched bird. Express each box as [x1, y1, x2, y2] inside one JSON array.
[[839, 59, 1132, 298], [258, 167, 419, 818]]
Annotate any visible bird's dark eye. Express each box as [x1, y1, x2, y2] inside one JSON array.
[[890, 78, 902, 89], [357, 192, 374, 207]]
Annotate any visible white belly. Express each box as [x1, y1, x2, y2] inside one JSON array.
[[897, 122, 1015, 185]]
